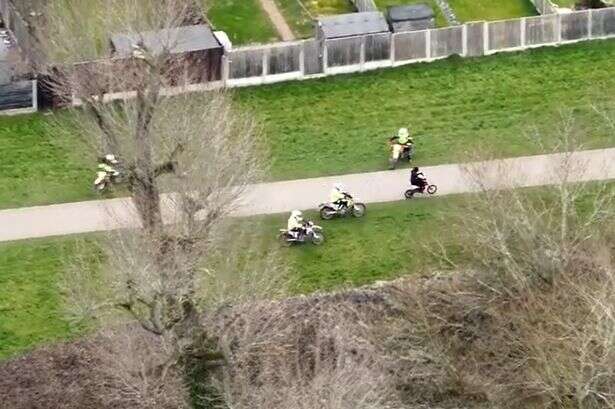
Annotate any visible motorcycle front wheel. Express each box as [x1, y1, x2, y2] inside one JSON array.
[[352, 203, 366, 218], [427, 185, 438, 195], [388, 158, 398, 170], [311, 233, 325, 245]]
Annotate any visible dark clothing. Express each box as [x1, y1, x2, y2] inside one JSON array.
[[410, 171, 427, 188]]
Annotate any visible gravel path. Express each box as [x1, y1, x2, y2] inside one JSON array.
[[259, 0, 296, 41]]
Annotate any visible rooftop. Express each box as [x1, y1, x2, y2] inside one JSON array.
[[318, 12, 389, 39], [110, 24, 221, 58]]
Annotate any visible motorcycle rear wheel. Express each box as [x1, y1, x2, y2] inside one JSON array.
[[320, 207, 336, 220], [278, 233, 292, 247], [404, 189, 415, 199]]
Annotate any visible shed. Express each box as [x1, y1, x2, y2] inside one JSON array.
[[110, 24, 224, 82], [316, 11, 390, 40], [387, 4, 436, 32]]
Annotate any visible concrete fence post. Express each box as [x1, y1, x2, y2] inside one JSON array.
[[483, 21, 489, 54], [31, 79, 38, 111], [588, 8, 593, 38], [520, 17, 526, 48], [360, 35, 366, 71], [556, 13, 562, 43], [262, 47, 269, 79], [390, 33, 396, 64], [323, 41, 329, 74], [462, 23, 468, 56], [425, 29, 431, 59], [221, 54, 230, 86], [299, 42, 306, 77]]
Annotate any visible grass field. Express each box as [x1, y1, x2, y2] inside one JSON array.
[[240, 40, 615, 180], [0, 238, 88, 360], [208, 0, 280, 45], [0, 114, 95, 209], [1, 41, 615, 209], [0, 196, 462, 359], [274, 0, 315, 38], [448, 0, 538, 22]]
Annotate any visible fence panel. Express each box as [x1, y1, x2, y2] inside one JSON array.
[[466, 22, 485, 57], [488, 19, 522, 50], [525, 14, 558, 46], [393, 31, 427, 61], [430, 26, 463, 58], [591, 7, 615, 38], [365, 33, 391, 62], [326, 37, 362, 67], [303, 39, 323, 75], [0, 80, 34, 111], [229, 48, 264, 79], [560, 10, 590, 41], [268, 43, 301, 75]]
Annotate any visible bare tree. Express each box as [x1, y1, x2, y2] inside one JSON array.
[[36, 0, 286, 404]]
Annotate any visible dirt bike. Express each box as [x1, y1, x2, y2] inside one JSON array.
[[319, 195, 366, 220], [278, 221, 324, 246], [94, 170, 124, 192], [388, 142, 415, 170], [404, 182, 438, 199]]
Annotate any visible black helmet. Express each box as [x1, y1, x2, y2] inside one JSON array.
[[412, 167, 419, 172]]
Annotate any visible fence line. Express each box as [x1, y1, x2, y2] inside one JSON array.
[[223, 8, 615, 88]]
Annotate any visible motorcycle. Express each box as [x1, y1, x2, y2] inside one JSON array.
[[94, 169, 124, 192], [319, 195, 366, 220], [388, 141, 415, 170], [278, 221, 325, 246], [404, 182, 438, 199]]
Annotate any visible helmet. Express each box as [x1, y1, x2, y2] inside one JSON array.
[[412, 167, 419, 172], [334, 183, 344, 191], [105, 154, 119, 164], [291, 210, 302, 218], [398, 128, 409, 138]]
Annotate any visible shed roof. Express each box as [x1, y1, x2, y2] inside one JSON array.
[[318, 12, 389, 39], [110, 24, 221, 58]]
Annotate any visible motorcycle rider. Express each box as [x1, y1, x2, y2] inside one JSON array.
[[287, 210, 306, 239], [330, 183, 351, 211], [410, 167, 428, 192], [94, 154, 121, 189]]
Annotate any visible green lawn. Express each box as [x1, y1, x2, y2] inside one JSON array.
[[239, 40, 615, 180], [208, 0, 280, 45], [374, 0, 448, 27], [274, 0, 315, 38], [448, 0, 538, 22], [551, 0, 576, 7], [303, 0, 356, 15], [0, 196, 462, 359], [0, 238, 89, 360], [0, 114, 95, 209]]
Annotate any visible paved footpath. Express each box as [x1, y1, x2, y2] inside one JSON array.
[[0, 148, 614, 243]]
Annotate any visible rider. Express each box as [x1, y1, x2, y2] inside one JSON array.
[[330, 183, 351, 211], [94, 154, 121, 188], [410, 167, 428, 192], [287, 210, 306, 239]]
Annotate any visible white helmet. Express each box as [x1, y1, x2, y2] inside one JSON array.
[[398, 128, 409, 138], [334, 183, 344, 191], [291, 210, 302, 218], [105, 154, 119, 164]]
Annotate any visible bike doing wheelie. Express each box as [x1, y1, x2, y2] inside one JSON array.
[[279, 210, 325, 246], [388, 128, 415, 170], [319, 183, 366, 220], [405, 167, 437, 199]]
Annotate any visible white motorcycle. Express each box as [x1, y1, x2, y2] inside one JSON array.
[[319, 195, 366, 220], [278, 221, 325, 246]]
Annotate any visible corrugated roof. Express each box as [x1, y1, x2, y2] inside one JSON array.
[[318, 12, 389, 39], [110, 24, 221, 58]]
